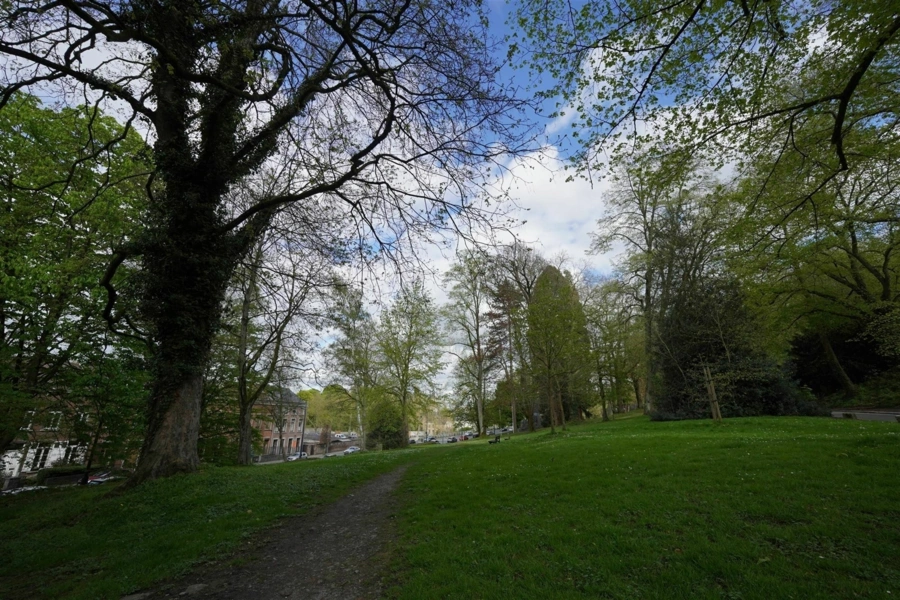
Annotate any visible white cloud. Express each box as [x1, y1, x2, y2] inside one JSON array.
[[495, 146, 615, 273]]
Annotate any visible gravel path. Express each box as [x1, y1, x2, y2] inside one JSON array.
[[125, 466, 408, 600]]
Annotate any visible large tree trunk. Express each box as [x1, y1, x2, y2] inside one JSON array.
[[128, 186, 249, 486], [131, 374, 204, 484]]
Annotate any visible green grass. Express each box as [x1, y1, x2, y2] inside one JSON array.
[[0, 450, 419, 599], [3, 417, 898, 600], [390, 416, 900, 599]]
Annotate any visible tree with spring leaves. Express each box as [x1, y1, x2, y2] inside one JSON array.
[[488, 243, 547, 430], [443, 251, 495, 437], [325, 284, 380, 450], [376, 281, 442, 445], [0, 1, 530, 484], [526, 266, 593, 432], [514, 0, 900, 194], [0, 93, 148, 458], [590, 150, 715, 413]]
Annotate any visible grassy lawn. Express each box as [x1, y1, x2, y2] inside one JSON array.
[[390, 416, 900, 600], [0, 450, 418, 599], [3, 416, 898, 599]]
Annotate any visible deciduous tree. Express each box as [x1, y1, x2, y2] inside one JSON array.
[[526, 266, 592, 431], [0, 1, 529, 484], [376, 282, 442, 444]]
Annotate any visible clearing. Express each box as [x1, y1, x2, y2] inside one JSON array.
[[2, 415, 898, 599]]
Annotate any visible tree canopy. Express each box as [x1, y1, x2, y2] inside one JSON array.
[[0, 0, 531, 483]]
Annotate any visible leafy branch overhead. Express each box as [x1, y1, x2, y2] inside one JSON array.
[[514, 1, 900, 181]]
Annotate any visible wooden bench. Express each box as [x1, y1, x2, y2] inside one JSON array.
[[488, 435, 500, 444]]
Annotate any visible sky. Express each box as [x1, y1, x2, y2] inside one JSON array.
[[11, 1, 619, 390], [484, 1, 615, 272], [323, 2, 621, 394], [400, 0, 617, 307]]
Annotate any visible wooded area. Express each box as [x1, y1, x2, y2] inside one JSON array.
[[1, 0, 898, 485]]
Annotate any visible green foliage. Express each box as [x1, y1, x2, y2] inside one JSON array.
[[655, 278, 818, 419], [64, 339, 149, 467], [366, 395, 405, 450], [376, 282, 443, 440], [513, 0, 900, 188], [725, 132, 900, 397], [444, 251, 496, 435], [0, 93, 149, 453], [582, 278, 644, 418], [324, 284, 380, 443], [527, 266, 593, 427]]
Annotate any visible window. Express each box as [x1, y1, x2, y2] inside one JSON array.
[[30, 444, 51, 471], [20, 410, 35, 431], [290, 418, 296, 432], [263, 439, 270, 453], [288, 438, 293, 452], [45, 411, 62, 431]]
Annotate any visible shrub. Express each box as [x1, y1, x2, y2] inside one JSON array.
[[35, 465, 87, 485]]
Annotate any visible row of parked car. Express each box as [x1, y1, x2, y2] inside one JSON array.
[[286, 445, 361, 461]]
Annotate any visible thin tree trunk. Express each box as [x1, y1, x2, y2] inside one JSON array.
[[521, 371, 535, 431], [400, 398, 409, 446], [237, 402, 253, 465], [557, 389, 567, 431], [79, 415, 104, 485], [598, 376, 610, 422], [819, 330, 857, 398], [547, 378, 556, 433], [476, 389, 485, 436], [643, 270, 654, 414], [631, 377, 643, 410], [236, 240, 264, 465], [299, 404, 307, 455]]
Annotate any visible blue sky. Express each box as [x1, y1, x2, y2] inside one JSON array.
[[472, 0, 615, 275]]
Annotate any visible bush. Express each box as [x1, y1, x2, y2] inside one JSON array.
[[366, 399, 405, 450], [35, 465, 87, 485]]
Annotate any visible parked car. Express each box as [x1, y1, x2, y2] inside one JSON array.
[[286, 452, 308, 461], [87, 471, 115, 485], [447, 437, 458, 443], [343, 446, 361, 455]]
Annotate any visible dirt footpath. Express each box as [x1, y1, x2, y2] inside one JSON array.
[[126, 466, 408, 600]]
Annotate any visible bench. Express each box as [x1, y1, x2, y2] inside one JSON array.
[[488, 435, 501, 444]]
